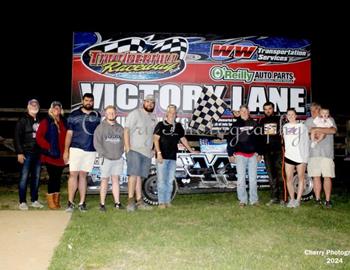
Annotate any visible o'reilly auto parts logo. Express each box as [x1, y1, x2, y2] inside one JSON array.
[[81, 36, 188, 81]]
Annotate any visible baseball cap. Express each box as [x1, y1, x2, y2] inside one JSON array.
[[144, 94, 155, 102], [28, 99, 39, 106], [50, 101, 62, 108]]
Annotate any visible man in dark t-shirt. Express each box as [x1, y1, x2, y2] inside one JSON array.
[[63, 93, 101, 212], [259, 101, 284, 205], [153, 105, 195, 208]]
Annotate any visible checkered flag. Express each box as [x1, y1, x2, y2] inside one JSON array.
[[189, 87, 229, 133], [151, 37, 188, 60], [104, 38, 146, 53], [104, 37, 188, 59]]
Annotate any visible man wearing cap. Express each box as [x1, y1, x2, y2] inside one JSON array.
[[14, 99, 44, 210], [124, 94, 157, 211], [63, 93, 101, 212]]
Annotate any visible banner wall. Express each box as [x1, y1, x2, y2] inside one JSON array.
[[72, 32, 311, 128]]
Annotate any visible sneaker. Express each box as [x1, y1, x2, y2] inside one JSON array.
[[158, 203, 166, 209], [136, 200, 152, 210], [114, 202, 124, 209], [294, 200, 300, 208], [31, 200, 44, 208], [99, 204, 106, 212], [165, 203, 172, 208], [239, 202, 246, 208], [266, 199, 279, 206], [65, 201, 75, 212], [324, 200, 333, 209], [251, 201, 260, 207], [78, 202, 87, 212], [287, 199, 295, 208], [19, 202, 28, 210], [126, 199, 136, 212], [279, 200, 287, 206], [315, 199, 323, 206]]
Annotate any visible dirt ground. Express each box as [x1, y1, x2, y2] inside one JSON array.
[[0, 210, 71, 270]]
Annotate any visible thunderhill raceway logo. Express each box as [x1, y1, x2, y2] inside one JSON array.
[[81, 36, 188, 81]]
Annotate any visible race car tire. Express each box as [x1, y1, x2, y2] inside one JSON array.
[[142, 174, 178, 205], [293, 173, 314, 201]]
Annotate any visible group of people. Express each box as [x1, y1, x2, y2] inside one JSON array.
[[14, 94, 194, 212], [226, 102, 336, 208], [14, 95, 336, 212]]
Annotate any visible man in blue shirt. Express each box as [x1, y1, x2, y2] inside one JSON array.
[[63, 93, 101, 212]]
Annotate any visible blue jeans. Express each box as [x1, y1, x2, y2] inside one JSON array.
[[235, 155, 258, 204], [157, 159, 176, 204], [18, 153, 41, 203]]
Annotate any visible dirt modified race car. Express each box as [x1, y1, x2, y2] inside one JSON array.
[[87, 134, 314, 205]]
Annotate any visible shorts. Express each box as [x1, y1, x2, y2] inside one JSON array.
[[308, 157, 335, 178], [284, 157, 301, 166], [126, 150, 151, 178], [99, 157, 124, 178], [69, 147, 96, 172]]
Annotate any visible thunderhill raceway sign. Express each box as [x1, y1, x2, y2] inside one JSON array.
[[72, 33, 312, 202]]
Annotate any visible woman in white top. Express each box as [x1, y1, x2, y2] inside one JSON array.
[[283, 108, 309, 208]]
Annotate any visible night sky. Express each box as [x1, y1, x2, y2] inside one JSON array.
[[1, 8, 348, 115]]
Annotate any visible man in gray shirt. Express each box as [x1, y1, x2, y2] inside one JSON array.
[[94, 105, 124, 211], [124, 94, 157, 211], [305, 102, 337, 208]]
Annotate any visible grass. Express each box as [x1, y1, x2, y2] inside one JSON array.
[[1, 184, 349, 270]]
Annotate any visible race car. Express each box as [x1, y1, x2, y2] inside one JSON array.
[[87, 134, 314, 204]]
